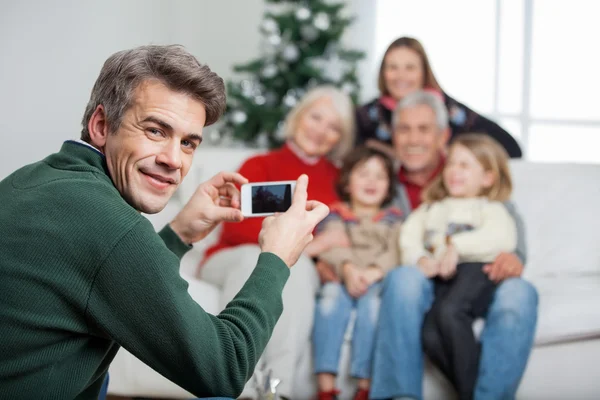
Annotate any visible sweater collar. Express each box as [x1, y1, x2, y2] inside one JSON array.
[[45, 141, 111, 182], [285, 140, 322, 166]]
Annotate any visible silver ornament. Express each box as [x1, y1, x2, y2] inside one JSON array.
[[254, 95, 266, 105], [241, 79, 254, 97], [295, 6, 311, 21], [261, 64, 278, 79], [341, 82, 356, 94], [313, 12, 330, 31], [268, 34, 282, 46], [281, 44, 300, 62], [283, 92, 297, 107], [262, 18, 279, 34], [231, 110, 247, 125], [300, 25, 319, 42]]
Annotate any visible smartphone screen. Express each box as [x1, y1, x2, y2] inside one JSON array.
[[251, 183, 293, 214]]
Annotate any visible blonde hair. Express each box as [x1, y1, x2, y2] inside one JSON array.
[[423, 134, 513, 203], [283, 85, 355, 163]]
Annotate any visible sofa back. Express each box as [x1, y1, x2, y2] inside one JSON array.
[[510, 161, 600, 278], [166, 148, 600, 279]]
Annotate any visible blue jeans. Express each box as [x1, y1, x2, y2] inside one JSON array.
[[313, 282, 382, 379], [98, 374, 109, 400], [370, 266, 538, 400]]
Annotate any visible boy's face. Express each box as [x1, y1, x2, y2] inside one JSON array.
[[347, 156, 390, 209]]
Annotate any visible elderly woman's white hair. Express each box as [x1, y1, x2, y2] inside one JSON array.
[[282, 85, 355, 163]]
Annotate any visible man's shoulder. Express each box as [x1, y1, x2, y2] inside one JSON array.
[[7, 160, 143, 234]]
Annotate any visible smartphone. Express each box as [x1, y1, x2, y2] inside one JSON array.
[[241, 180, 296, 217]]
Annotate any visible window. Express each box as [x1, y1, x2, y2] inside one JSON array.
[[375, 0, 600, 164]]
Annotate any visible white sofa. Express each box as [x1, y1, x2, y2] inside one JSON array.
[[108, 147, 600, 400]]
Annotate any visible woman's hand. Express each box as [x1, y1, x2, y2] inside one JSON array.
[[342, 262, 368, 298]]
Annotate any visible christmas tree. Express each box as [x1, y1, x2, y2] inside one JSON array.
[[219, 0, 364, 148]]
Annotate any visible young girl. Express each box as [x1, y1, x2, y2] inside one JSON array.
[[400, 133, 517, 400], [312, 147, 403, 400]]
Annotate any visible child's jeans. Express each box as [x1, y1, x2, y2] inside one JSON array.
[[313, 281, 382, 379], [422, 262, 497, 400]]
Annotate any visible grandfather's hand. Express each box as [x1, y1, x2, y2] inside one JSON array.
[[483, 252, 524, 283], [170, 172, 248, 244], [259, 174, 329, 267]]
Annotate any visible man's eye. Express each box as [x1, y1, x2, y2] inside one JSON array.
[[148, 128, 163, 136], [182, 140, 197, 150]]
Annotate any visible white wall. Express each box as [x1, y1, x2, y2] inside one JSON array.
[[0, 0, 265, 179], [0, 0, 374, 179]]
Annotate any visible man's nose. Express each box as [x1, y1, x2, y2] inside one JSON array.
[[156, 140, 182, 169]]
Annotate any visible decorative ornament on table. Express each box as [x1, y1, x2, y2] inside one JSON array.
[[254, 368, 281, 400], [313, 12, 331, 31], [295, 6, 311, 21]]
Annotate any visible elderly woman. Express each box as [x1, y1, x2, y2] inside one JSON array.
[[200, 86, 355, 399], [356, 36, 522, 159]]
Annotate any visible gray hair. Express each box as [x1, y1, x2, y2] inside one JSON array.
[[81, 45, 226, 141], [283, 85, 355, 163], [392, 90, 449, 131]]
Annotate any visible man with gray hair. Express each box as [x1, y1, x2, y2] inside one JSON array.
[[0, 45, 329, 399], [370, 90, 538, 400]]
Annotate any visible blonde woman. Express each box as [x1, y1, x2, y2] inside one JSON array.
[[200, 86, 356, 399], [400, 134, 521, 400]]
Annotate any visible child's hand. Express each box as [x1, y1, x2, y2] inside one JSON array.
[[439, 244, 459, 280], [417, 257, 440, 278], [363, 265, 385, 285], [342, 262, 368, 298]]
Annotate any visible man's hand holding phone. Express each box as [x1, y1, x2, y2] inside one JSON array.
[[259, 175, 329, 267]]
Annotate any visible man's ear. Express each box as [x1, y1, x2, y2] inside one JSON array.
[[87, 105, 109, 152]]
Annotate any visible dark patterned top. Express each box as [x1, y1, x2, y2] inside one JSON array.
[[355, 93, 523, 158]]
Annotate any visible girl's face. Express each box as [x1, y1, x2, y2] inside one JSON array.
[[382, 46, 425, 100], [443, 144, 495, 198], [347, 156, 390, 209], [293, 97, 343, 157]]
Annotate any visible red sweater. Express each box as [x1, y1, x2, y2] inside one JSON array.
[[204, 144, 340, 261]]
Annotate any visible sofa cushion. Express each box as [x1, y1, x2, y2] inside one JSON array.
[[533, 275, 600, 345]]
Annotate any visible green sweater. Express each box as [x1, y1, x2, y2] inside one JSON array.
[[0, 141, 290, 399]]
